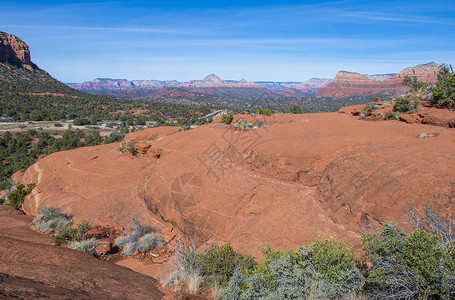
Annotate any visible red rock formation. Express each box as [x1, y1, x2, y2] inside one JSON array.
[[19, 113, 455, 256], [318, 62, 441, 98], [0, 31, 34, 70]]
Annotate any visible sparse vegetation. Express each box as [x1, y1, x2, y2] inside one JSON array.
[[114, 219, 164, 256], [68, 238, 99, 255], [164, 240, 203, 293], [31, 206, 97, 254], [384, 111, 399, 120], [177, 124, 191, 132], [125, 141, 137, 156], [362, 102, 379, 117], [31, 206, 72, 233], [232, 119, 253, 131], [162, 203, 455, 299]]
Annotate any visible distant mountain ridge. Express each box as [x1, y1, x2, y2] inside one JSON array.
[[68, 62, 441, 100], [67, 75, 334, 99], [68, 75, 332, 94]]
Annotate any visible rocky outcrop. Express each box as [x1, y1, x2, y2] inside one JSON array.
[[0, 31, 34, 70], [19, 113, 455, 256], [318, 62, 441, 98], [340, 98, 455, 127]]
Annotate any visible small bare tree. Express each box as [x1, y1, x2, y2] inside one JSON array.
[[403, 201, 454, 245]]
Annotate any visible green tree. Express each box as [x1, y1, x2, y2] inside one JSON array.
[[402, 75, 430, 92], [257, 108, 272, 116], [289, 104, 302, 114], [221, 114, 234, 124], [432, 64, 455, 108]]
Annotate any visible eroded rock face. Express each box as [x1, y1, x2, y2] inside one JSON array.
[[20, 114, 455, 255], [0, 31, 34, 70], [318, 62, 441, 97]]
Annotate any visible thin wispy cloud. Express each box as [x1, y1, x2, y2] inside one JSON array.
[[344, 12, 455, 25], [0, 24, 200, 35]]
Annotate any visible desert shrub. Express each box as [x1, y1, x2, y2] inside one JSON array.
[[32, 206, 72, 233], [172, 240, 202, 277], [362, 223, 455, 299], [255, 119, 265, 128], [136, 232, 164, 252], [164, 240, 204, 293], [221, 113, 234, 124], [432, 64, 455, 108], [48, 219, 91, 244], [384, 111, 399, 120], [32, 206, 93, 246], [219, 240, 363, 299], [116, 145, 125, 153], [393, 96, 419, 113], [114, 219, 163, 256], [257, 108, 272, 116], [289, 104, 302, 114], [50, 222, 76, 243], [199, 243, 256, 287], [173, 241, 202, 278], [7, 183, 35, 208], [177, 124, 191, 132], [68, 238, 99, 255], [126, 141, 137, 156]]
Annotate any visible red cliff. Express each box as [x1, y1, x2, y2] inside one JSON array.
[[0, 31, 34, 70]]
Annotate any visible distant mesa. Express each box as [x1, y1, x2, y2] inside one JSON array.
[[0, 31, 36, 70], [317, 62, 441, 98]]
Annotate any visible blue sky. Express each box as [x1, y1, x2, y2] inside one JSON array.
[[1, 0, 454, 82]]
